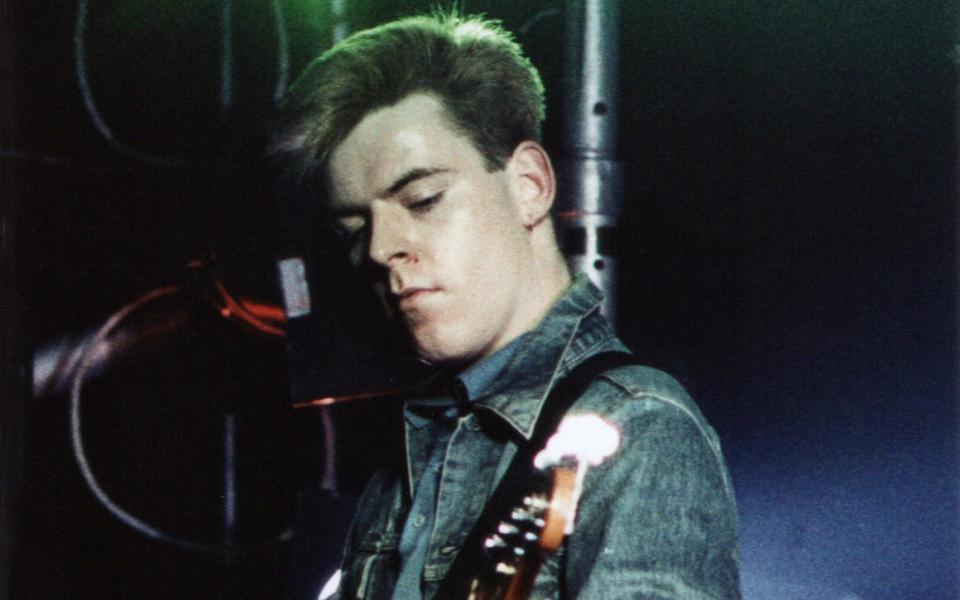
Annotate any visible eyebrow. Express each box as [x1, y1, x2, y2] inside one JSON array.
[[330, 167, 451, 216], [384, 167, 450, 197]]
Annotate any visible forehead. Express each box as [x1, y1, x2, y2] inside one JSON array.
[[326, 94, 480, 207]]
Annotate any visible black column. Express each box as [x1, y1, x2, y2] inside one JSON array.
[[0, 0, 27, 598]]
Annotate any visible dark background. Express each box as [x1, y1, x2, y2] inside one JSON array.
[[1, 1, 957, 599]]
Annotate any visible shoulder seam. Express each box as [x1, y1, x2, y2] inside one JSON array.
[[593, 369, 737, 502], [602, 374, 705, 438]]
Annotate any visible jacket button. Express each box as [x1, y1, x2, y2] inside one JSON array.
[[412, 514, 426, 528]]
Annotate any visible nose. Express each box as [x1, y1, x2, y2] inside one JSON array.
[[368, 207, 413, 268]]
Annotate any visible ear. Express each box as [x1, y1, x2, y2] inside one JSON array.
[[506, 141, 556, 230]]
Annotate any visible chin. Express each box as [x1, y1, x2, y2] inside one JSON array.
[[414, 345, 467, 367], [408, 319, 490, 367], [411, 332, 476, 367]]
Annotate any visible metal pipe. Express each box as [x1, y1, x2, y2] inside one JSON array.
[[219, 0, 235, 120], [558, 0, 624, 323], [223, 413, 237, 551], [331, 0, 349, 44], [32, 307, 190, 399]]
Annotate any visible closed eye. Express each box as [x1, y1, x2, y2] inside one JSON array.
[[408, 193, 443, 213]]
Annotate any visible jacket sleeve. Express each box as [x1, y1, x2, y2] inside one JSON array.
[[563, 384, 741, 599]]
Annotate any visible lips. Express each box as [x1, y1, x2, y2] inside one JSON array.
[[397, 287, 439, 310]]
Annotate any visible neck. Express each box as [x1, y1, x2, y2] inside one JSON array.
[[523, 225, 573, 328]]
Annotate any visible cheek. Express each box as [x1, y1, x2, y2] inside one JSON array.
[[423, 207, 486, 277], [444, 200, 522, 272]]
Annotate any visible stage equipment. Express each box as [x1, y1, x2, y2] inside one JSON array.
[[73, 0, 293, 166], [558, 0, 624, 323], [31, 262, 291, 559]]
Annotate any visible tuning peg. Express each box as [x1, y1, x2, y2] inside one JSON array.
[[523, 496, 549, 510]]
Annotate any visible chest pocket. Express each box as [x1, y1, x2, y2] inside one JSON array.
[[345, 530, 401, 600]]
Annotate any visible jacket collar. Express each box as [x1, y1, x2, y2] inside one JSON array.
[[470, 273, 621, 440]]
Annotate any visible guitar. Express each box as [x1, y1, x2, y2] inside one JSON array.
[[466, 414, 620, 600]]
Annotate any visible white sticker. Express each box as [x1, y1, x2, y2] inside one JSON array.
[[277, 257, 311, 318]]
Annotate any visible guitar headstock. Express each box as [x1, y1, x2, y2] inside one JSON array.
[[468, 415, 619, 600]]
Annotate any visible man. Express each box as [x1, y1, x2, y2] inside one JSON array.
[[274, 11, 740, 600]]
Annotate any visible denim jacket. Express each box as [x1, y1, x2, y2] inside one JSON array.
[[334, 275, 741, 599]]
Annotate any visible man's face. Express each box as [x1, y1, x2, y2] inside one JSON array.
[[326, 93, 539, 366]]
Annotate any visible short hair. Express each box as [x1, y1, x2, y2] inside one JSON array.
[[271, 11, 546, 181]]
